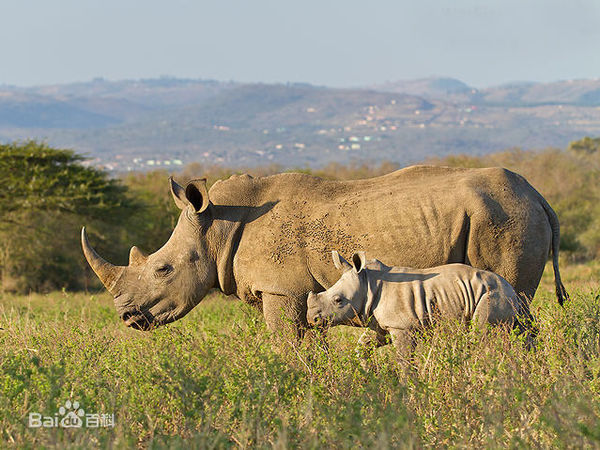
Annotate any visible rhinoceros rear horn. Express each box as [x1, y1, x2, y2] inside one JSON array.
[[81, 227, 125, 295], [128, 246, 147, 266]]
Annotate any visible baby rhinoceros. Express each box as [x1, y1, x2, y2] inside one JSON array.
[[306, 251, 525, 359]]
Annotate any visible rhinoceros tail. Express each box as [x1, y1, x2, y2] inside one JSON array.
[[539, 197, 569, 306]]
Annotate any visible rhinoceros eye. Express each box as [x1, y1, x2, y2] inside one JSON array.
[[333, 295, 344, 304], [155, 264, 173, 277]]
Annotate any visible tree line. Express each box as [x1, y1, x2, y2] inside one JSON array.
[[1, 138, 599, 293]]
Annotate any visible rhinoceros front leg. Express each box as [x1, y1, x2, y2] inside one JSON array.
[[355, 329, 390, 370], [356, 329, 389, 356], [389, 328, 417, 370], [261, 292, 308, 342]]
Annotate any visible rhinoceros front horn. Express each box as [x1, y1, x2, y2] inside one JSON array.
[[81, 227, 125, 295]]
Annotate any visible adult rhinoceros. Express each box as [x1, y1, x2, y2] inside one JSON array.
[[81, 165, 567, 335]]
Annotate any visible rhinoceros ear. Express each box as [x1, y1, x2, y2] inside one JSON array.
[[352, 251, 366, 273], [185, 178, 210, 214], [169, 177, 211, 214], [169, 177, 189, 210], [331, 250, 352, 271]]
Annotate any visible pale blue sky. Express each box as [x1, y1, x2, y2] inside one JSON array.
[[1, 0, 599, 88]]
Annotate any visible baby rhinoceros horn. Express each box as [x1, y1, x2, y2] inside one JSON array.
[[81, 227, 125, 295]]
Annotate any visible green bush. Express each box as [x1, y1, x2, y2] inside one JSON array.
[[0, 141, 138, 292], [0, 275, 599, 447]]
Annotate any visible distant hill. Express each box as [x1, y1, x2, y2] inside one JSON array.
[[1, 77, 600, 171], [475, 79, 600, 106], [0, 92, 119, 128], [370, 77, 473, 99], [372, 77, 600, 106], [14, 77, 238, 109]]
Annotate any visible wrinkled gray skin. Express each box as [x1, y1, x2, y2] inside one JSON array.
[[81, 166, 567, 334], [307, 251, 523, 356]]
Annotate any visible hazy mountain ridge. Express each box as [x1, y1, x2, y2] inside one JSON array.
[[1, 77, 600, 170], [372, 77, 600, 106], [370, 77, 473, 98]]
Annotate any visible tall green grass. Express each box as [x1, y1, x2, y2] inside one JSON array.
[[1, 263, 600, 448]]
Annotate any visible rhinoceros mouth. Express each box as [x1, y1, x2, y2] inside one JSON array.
[[122, 311, 155, 331], [307, 311, 326, 327]]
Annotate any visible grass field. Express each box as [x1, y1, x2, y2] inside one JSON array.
[[1, 261, 600, 448]]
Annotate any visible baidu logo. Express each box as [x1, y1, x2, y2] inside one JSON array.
[[28, 400, 114, 428]]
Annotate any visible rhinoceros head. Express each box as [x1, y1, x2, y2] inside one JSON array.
[[306, 250, 369, 327], [81, 178, 217, 330]]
